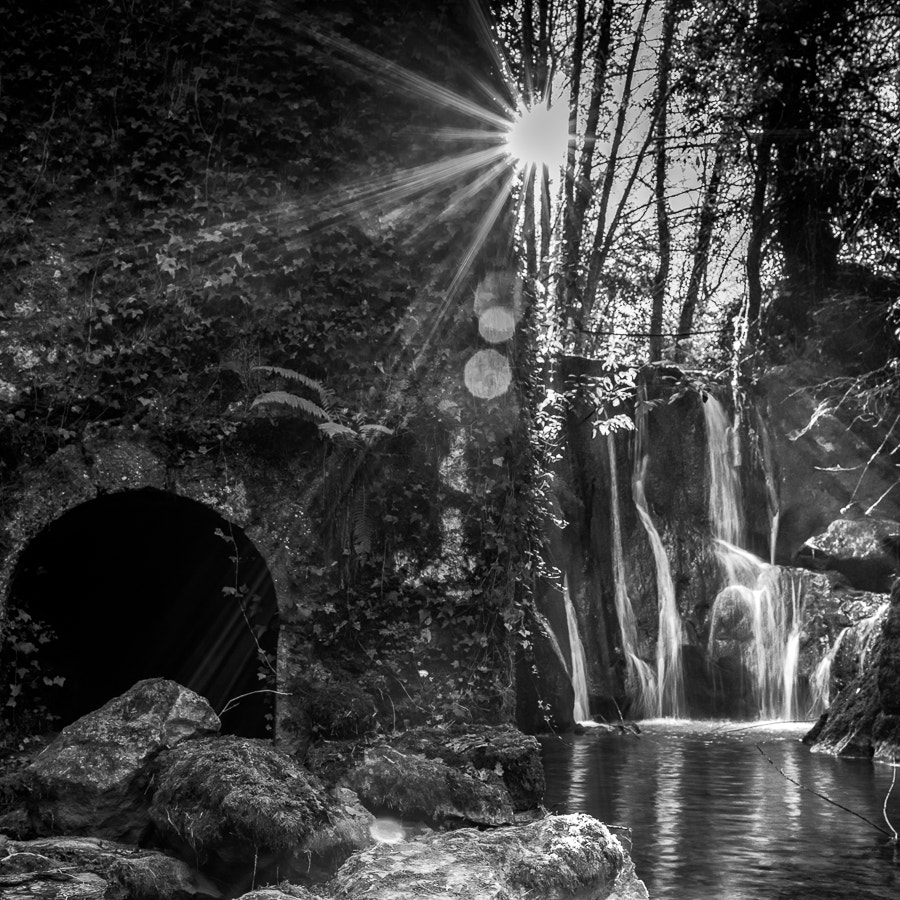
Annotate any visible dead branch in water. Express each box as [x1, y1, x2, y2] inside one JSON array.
[[755, 743, 896, 841]]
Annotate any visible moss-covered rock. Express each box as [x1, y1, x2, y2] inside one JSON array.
[[388, 725, 544, 812], [0, 679, 219, 841], [149, 736, 372, 882], [0, 835, 219, 900], [327, 813, 648, 900], [341, 745, 515, 828], [306, 683, 378, 741]]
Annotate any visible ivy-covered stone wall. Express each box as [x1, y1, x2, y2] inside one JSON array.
[[0, 1, 538, 744]]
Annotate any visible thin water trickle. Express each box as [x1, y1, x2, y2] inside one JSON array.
[[563, 578, 591, 722], [607, 434, 657, 715], [810, 627, 848, 713], [632, 388, 685, 718]]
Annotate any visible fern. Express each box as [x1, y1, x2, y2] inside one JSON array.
[[318, 421, 359, 440], [251, 365, 333, 412], [251, 390, 330, 422]]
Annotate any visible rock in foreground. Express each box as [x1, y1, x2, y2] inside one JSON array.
[[327, 813, 648, 900], [2, 678, 219, 841], [150, 736, 372, 882], [0, 834, 219, 900]]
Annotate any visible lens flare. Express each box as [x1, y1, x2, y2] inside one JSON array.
[[504, 100, 569, 172], [464, 349, 512, 399], [478, 306, 516, 343]]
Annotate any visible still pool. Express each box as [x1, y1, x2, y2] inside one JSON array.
[[540, 721, 900, 899]]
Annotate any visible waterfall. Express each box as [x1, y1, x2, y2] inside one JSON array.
[[632, 390, 684, 718], [563, 579, 591, 722], [704, 395, 745, 548], [607, 434, 658, 715], [704, 394, 807, 719], [706, 550, 807, 719]]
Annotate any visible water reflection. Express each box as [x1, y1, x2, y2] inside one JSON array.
[[541, 723, 900, 900]]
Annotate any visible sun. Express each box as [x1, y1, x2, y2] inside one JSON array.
[[503, 99, 569, 172]]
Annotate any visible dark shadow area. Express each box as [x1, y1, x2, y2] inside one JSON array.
[[7, 488, 278, 736]]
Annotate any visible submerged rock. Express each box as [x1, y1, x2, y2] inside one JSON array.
[[327, 813, 648, 900], [1, 679, 219, 841], [0, 835, 219, 900], [149, 735, 372, 881], [341, 745, 516, 828]]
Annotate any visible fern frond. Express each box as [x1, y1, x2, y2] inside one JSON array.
[[251, 366, 332, 411], [251, 391, 329, 421], [318, 422, 359, 440], [359, 424, 394, 445], [350, 487, 373, 557]]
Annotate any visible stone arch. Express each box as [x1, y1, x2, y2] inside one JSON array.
[[6, 486, 278, 736]]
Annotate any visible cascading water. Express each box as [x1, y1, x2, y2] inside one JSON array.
[[563, 578, 591, 722], [633, 390, 685, 718], [809, 627, 847, 713], [704, 395, 806, 719], [607, 434, 658, 715]]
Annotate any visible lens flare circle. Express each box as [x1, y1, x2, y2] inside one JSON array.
[[464, 349, 512, 399], [478, 306, 516, 343], [504, 100, 569, 171]]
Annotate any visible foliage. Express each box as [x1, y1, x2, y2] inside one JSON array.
[[0, 609, 65, 741]]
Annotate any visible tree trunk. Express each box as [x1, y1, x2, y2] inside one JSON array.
[[649, 0, 677, 363], [676, 134, 728, 357]]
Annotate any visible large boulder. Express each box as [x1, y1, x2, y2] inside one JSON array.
[[341, 746, 515, 828], [327, 813, 648, 900], [388, 725, 544, 812], [799, 516, 900, 592], [806, 577, 900, 762], [0, 835, 220, 900], [1, 679, 219, 841], [149, 736, 373, 884]]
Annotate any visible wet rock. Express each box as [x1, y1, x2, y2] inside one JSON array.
[[807, 648, 881, 757], [328, 813, 648, 900], [0, 835, 219, 900], [799, 517, 900, 592], [234, 889, 321, 900], [2, 679, 219, 841], [149, 736, 372, 883], [806, 578, 900, 762], [341, 745, 516, 828], [388, 725, 544, 812], [0, 869, 107, 899]]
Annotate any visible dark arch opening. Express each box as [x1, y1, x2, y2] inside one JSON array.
[[7, 487, 278, 737]]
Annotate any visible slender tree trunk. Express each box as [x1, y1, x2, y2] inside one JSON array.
[[559, 0, 614, 336], [676, 133, 728, 357], [746, 134, 771, 326], [579, 0, 653, 346], [649, 0, 677, 362]]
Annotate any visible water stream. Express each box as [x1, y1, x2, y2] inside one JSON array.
[[563, 578, 590, 722], [633, 389, 685, 718], [704, 395, 807, 719], [541, 723, 900, 900], [607, 434, 657, 715]]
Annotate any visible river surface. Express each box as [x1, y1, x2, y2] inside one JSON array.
[[540, 721, 900, 899]]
